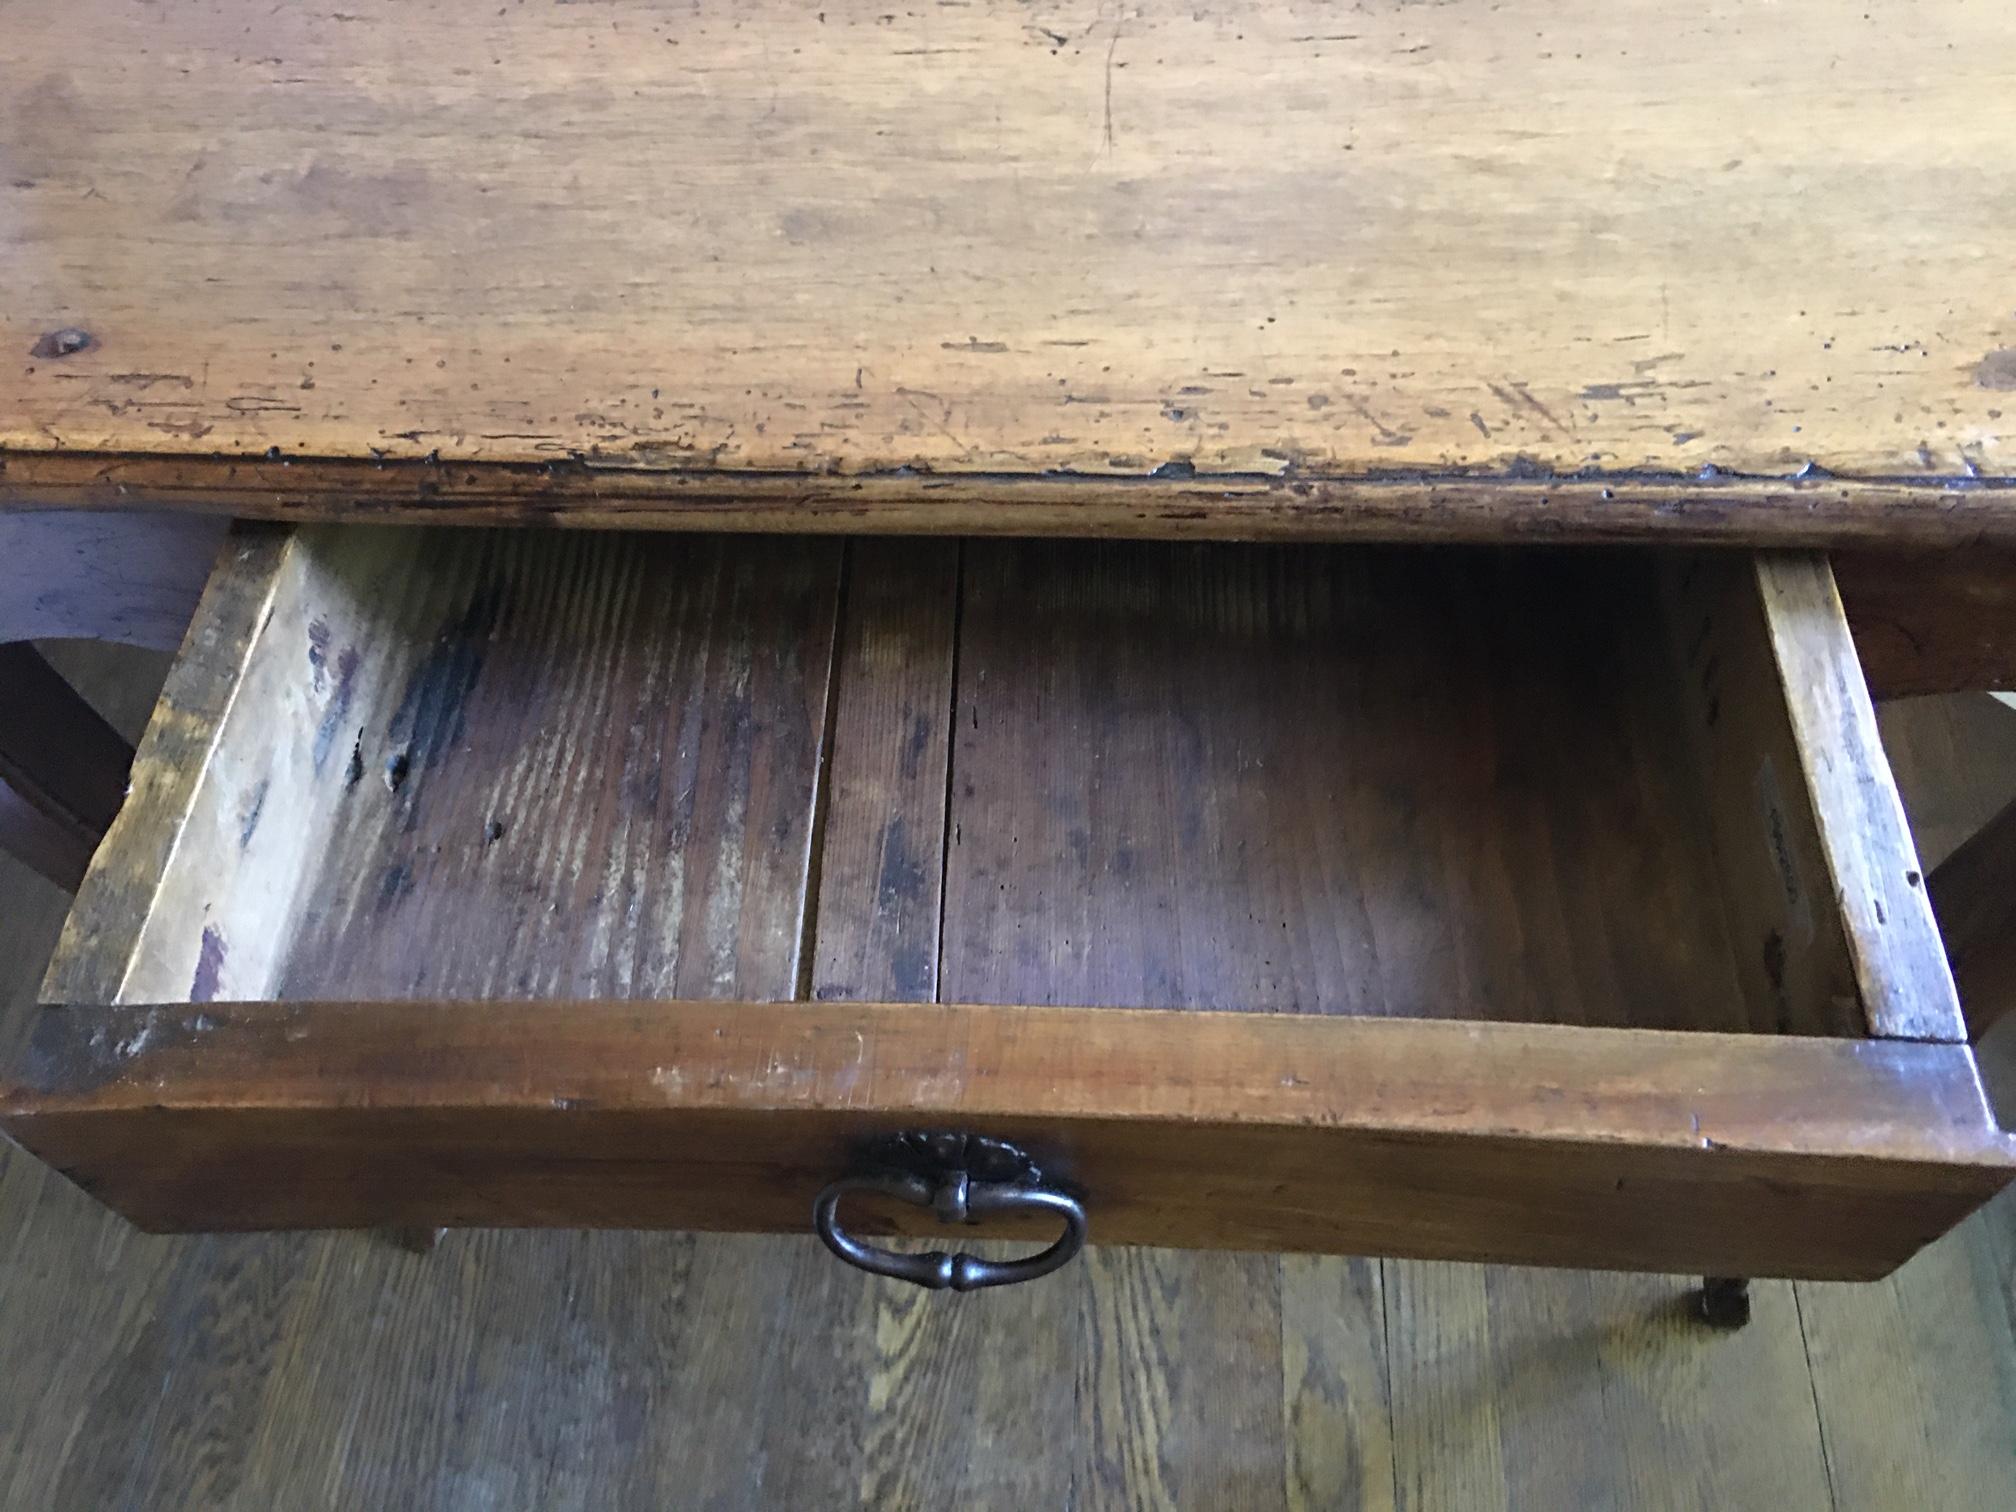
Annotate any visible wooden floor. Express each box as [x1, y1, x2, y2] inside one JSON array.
[[2, 644, 2014, 1511]]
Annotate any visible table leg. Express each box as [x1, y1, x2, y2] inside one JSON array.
[[0, 645, 134, 891], [1931, 792, 2016, 1122], [1694, 1276, 1752, 1329]]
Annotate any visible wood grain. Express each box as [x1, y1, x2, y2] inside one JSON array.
[[1757, 556, 1962, 1041], [1280, 1253, 1395, 1512], [6, 637, 2016, 1511], [1660, 554, 1864, 1040], [8, 449, 2016, 550], [808, 539, 960, 1006], [41, 527, 292, 1003], [46, 526, 841, 1006], [940, 602, 1292, 1509], [944, 542, 1776, 1032], [1796, 1232, 2016, 1511], [1386, 1262, 1832, 1512], [269, 530, 838, 1005], [7, 998, 2010, 1281], [52, 532, 1885, 1038], [797, 535, 991, 1509], [5, 0, 2015, 539], [18, 529, 2008, 1306], [1836, 549, 2016, 699]]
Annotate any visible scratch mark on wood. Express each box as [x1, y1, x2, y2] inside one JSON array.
[[1103, 22, 1122, 150], [1489, 381, 1576, 439]]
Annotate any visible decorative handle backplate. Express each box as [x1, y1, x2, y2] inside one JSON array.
[[812, 1133, 1087, 1291]]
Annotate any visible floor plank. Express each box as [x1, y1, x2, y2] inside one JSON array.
[[1797, 1232, 2016, 1512], [1281, 1254, 1396, 1512], [1793, 693, 2016, 1512], [1385, 1264, 1833, 1512]]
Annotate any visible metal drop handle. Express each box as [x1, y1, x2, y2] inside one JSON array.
[[813, 1133, 1088, 1291]]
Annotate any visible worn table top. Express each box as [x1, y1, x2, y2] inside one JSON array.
[[4, 0, 2014, 541]]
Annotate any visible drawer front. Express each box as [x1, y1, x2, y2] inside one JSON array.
[[7, 529, 2010, 1281], [9, 997, 2009, 1281]]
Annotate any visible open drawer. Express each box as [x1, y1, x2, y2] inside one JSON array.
[[5, 527, 2009, 1284]]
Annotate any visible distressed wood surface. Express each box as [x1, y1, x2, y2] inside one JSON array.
[[5, 625, 2016, 1511], [1386, 1261, 1835, 1512], [807, 539, 960, 1006], [53, 530, 1849, 1033], [260, 531, 840, 1006], [39, 529, 290, 1004], [17, 529, 2009, 1288], [7, 997, 2012, 1281], [48, 528, 841, 1005], [4, 0, 2015, 540], [942, 542, 1799, 1030], [1757, 557, 1962, 1041], [1660, 556, 1864, 1041], [10, 454, 2016, 547]]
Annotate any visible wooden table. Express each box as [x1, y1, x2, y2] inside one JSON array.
[[5, 0, 2016, 1310], [5, 0, 2016, 541]]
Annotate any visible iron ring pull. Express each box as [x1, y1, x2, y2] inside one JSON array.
[[814, 1169, 1089, 1291]]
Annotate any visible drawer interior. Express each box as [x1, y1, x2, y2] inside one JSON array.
[[24, 524, 2003, 1271], [46, 527, 1939, 1043]]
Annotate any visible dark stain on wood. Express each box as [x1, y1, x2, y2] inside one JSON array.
[[212, 530, 845, 1003], [375, 862, 414, 914], [386, 579, 503, 773], [1976, 349, 2016, 391], [6, 448, 2016, 548], [874, 816, 935, 999], [809, 537, 958, 1010], [311, 645, 360, 776], [189, 925, 226, 1003], [306, 618, 331, 686], [28, 327, 94, 360], [237, 779, 268, 850]]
